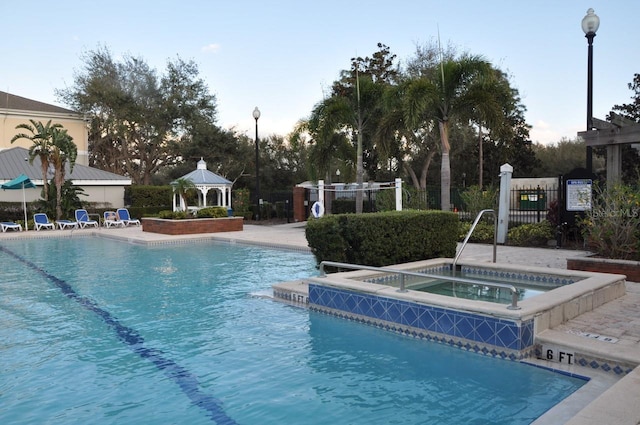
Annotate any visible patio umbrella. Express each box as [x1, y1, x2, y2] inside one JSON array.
[[1, 174, 36, 231]]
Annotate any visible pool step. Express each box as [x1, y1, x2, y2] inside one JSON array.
[[272, 280, 309, 305], [536, 328, 639, 375]]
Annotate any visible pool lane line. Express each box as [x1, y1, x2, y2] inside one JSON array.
[[0, 246, 238, 425]]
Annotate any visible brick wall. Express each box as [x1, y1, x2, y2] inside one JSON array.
[[293, 186, 307, 223], [567, 257, 639, 282], [141, 217, 243, 235]]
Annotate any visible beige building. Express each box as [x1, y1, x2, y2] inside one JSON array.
[[0, 92, 131, 208], [1, 90, 89, 165]]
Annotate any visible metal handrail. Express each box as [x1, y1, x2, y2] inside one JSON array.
[[452, 209, 497, 273], [318, 260, 521, 310]]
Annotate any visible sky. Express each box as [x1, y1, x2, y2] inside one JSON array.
[[2, 1, 638, 146]]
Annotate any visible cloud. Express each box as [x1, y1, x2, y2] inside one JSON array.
[[530, 120, 566, 145], [201, 43, 221, 53]]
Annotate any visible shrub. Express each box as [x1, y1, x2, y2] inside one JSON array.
[[507, 221, 554, 247], [197, 207, 228, 218], [458, 222, 495, 243], [158, 210, 188, 219], [127, 185, 173, 208], [580, 182, 640, 260], [233, 189, 250, 217], [330, 199, 376, 214], [460, 185, 497, 218], [306, 210, 459, 267], [374, 189, 395, 212]]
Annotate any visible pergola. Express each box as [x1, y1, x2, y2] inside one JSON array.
[[578, 112, 640, 188], [171, 158, 233, 212]]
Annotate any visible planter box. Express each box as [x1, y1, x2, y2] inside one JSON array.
[[141, 217, 243, 235], [567, 256, 640, 282]]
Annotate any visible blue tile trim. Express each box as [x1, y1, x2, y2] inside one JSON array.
[[309, 284, 534, 353], [534, 345, 635, 376], [365, 265, 579, 288]]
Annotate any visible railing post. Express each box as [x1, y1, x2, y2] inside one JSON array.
[[507, 290, 521, 310], [536, 185, 542, 223], [398, 273, 406, 292]]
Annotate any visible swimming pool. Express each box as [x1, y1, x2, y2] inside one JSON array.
[[0, 237, 586, 424]]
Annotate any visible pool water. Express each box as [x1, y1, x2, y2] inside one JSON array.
[[410, 280, 546, 303], [402, 271, 550, 304], [0, 238, 585, 424]]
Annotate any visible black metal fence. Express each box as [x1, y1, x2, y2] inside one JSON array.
[[252, 190, 294, 221], [297, 183, 558, 225]]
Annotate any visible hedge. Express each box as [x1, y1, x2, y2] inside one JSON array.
[[305, 210, 459, 268]]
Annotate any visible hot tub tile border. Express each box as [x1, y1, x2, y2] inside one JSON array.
[[308, 283, 535, 357]]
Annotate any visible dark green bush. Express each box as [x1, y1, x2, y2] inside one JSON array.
[[330, 199, 376, 214], [127, 185, 173, 208], [306, 210, 459, 267], [507, 221, 554, 247], [458, 222, 496, 243], [127, 206, 165, 218], [158, 210, 188, 219], [197, 207, 228, 218], [374, 190, 395, 212], [233, 189, 250, 217]]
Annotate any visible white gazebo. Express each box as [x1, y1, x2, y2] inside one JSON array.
[[171, 158, 233, 212]]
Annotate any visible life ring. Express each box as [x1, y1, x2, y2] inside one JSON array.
[[311, 201, 325, 218]]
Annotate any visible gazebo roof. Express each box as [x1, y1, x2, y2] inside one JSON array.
[[174, 158, 232, 186]]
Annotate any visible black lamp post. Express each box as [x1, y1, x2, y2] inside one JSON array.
[[252, 106, 261, 220], [582, 8, 600, 173]]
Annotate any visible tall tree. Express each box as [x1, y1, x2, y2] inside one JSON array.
[[608, 73, 640, 182], [475, 71, 537, 185], [49, 128, 78, 219], [307, 44, 396, 212], [57, 46, 218, 185], [402, 55, 507, 210], [171, 177, 196, 211], [11, 119, 63, 201], [530, 138, 588, 177], [375, 42, 457, 190]]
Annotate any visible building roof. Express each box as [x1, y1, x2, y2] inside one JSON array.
[[174, 158, 232, 186], [0, 147, 131, 185], [0, 90, 76, 115]]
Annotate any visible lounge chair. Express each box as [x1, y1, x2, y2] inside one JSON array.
[[56, 219, 78, 230], [1, 221, 22, 232], [103, 211, 125, 228], [116, 208, 141, 226], [34, 213, 55, 231], [75, 209, 98, 229]]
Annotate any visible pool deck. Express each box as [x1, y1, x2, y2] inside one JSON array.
[[2, 222, 640, 424]]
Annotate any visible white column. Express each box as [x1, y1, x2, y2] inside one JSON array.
[[497, 163, 513, 244], [395, 178, 402, 211], [318, 180, 325, 206]]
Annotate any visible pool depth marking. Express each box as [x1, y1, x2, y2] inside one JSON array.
[[0, 246, 237, 425]]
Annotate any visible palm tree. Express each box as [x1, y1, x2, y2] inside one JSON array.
[[11, 120, 63, 201], [171, 178, 196, 211], [307, 73, 383, 213], [403, 55, 506, 210], [49, 128, 78, 219]]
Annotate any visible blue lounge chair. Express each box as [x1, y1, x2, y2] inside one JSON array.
[[1, 221, 22, 232], [75, 209, 98, 229], [116, 208, 141, 226], [103, 211, 125, 228], [56, 219, 78, 230], [34, 213, 55, 231]]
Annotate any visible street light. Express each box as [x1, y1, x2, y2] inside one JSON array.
[[252, 106, 261, 220], [582, 7, 600, 173]]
